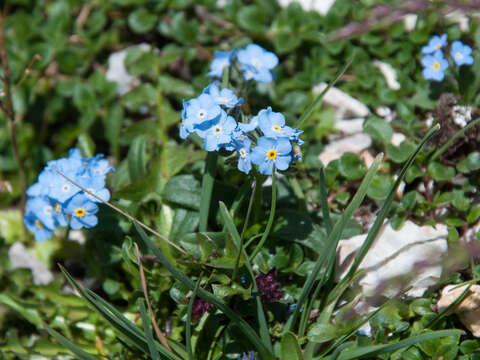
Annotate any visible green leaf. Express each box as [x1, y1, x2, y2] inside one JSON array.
[[363, 117, 393, 144], [128, 135, 147, 181], [237, 5, 267, 34], [367, 174, 393, 201], [128, 8, 158, 34], [164, 143, 205, 180], [76, 133, 95, 158], [427, 162, 456, 181], [386, 141, 417, 163], [307, 322, 337, 343], [457, 152, 480, 173], [281, 332, 304, 360], [163, 175, 202, 211], [338, 153, 366, 180]]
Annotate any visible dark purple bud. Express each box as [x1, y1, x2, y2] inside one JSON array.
[[255, 271, 284, 303]]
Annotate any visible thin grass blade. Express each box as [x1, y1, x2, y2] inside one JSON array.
[[284, 154, 383, 334], [340, 125, 439, 286], [336, 330, 462, 360], [295, 54, 354, 129], [44, 324, 99, 360], [133, 222, 275, 360], [199, 152, 218, 232], [218, 202, 273, 353], [138, 299, 160, 360]]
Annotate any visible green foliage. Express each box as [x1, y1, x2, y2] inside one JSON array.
[[2, 0, 480, 359]]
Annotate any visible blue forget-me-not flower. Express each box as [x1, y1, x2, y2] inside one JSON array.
[[256, 107, 295, 139], [203, 83, 243, 108], [421, 50, 449, 81], [237, 44, 278, 83], [251, 137, 292, 175], [450, 40, 474, 66], [207, 50, 234, 78], [65, 193, 99, 230], [422, 34, 447, 54]]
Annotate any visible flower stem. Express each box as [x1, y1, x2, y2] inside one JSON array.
[[249, 172, 277, 261], [199, 152, 217, 232], [232, 180, 256, 281]]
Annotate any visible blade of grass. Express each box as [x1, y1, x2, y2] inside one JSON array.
[[295, 54, 355, 129], [218, 202, 273, 353], [134, 243, 172, 352], [44, 323, 99, 360], [431, 117, 480, 161], [320, 305, 385, 357], [336, 330, 462, 360], [338, 125, 439, 293], [250, 172, 277, 260], [60, 265, 180, 360], [186, 276, 202, 360], [138, 300, 160, 360], [284, 154, 383, 335], [134, 222, 275, 360]]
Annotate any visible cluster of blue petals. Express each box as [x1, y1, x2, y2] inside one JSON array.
[[421, 34, 474, 81], [208, 43, 278, 83], [24, 149, 114, 241], [181, 85, 302, 175]]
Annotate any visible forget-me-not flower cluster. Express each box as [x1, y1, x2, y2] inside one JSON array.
[[420, 34, 474, 81], [182, 44, 301, 175], [24, 149, 114, 241], [208, 43, 278, 83]]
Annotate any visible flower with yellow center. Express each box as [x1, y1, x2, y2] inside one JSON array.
[[267, 149, 277, 160], [75, 208, 86, 217]]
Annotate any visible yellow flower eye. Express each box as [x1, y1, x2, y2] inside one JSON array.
[[433, 61, 440, 70], [267, 149, 277, 160], [55, 203, 61, 212], [75, 208, 86, 217], [35, 220, 43, 228], [272, 125, 282, 132]]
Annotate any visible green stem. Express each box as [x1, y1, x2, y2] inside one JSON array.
[[199, 152, 218, 232], [186, 276, 202, 360], [232, 180, 256, 281], [250, 172, 277, 261]]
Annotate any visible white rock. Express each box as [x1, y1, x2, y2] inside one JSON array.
[[391, 133, 406, 146], [372, 60, 400, 90], [277, 0, 336, 15], [105, 43, 152, 95], [9, 242, 54, 285], [335, 118, 365, 134], [68, 229, 86, 245], [319, 133, 372, 165], [452, 105, 472, 128], [446, 10, 470, 32], [336, 220, 448, 298], [437, 284, 480, 337], [403, 14, 418, 32], [312, 83, 370, 119]]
